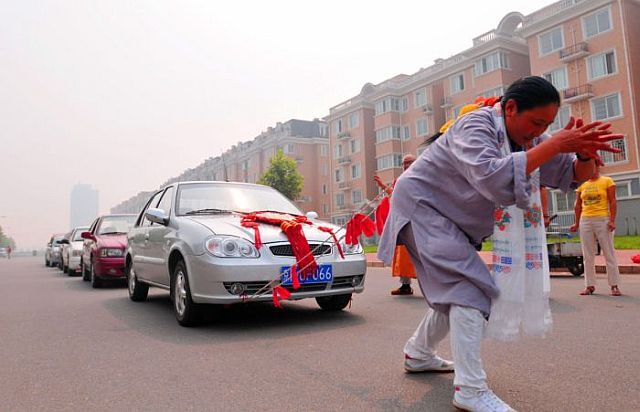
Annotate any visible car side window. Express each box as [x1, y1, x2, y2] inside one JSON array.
[[88, 218, 99, 234], [156, 187, 174, 216], [142, 191, 164, 227]]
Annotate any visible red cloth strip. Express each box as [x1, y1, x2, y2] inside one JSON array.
[[318, 226, 344, 259], [272, 286, 291, 308]]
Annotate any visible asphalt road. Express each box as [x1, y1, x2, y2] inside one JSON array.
[[1, 257, 639, 411]]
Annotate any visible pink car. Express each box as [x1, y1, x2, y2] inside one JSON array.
[[80, 214, 137, 288]]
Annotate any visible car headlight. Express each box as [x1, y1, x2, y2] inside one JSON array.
[[205, 236, 259, 258], [100, 248, 124, 257], [340, 240, 363, 255]]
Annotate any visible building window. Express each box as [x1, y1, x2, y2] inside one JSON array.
[[401, 126, 411, 141], [375, 126, 402, 144], [474, 51, 508, 76], [399, 97, 408, 113], [599, 137, 628, 165], [479, 86, 505, 98], [376, 153, 403, 171], [539, 26, 563, 55], [321, 163, 328, 176], [284, 143, 295, 154], [591, 93, 621, 120], [335, 193, 344, 207], [320, 145, 328, 157], [452, 105, 463, 119], [333, 119, 343, 134], [553, 190, 576, 212], [416, 119, 428, 137], [334, 168, 343, 183], [323, 204, 329, 215], [542, 67, 568, 90], [350, 138, 360, 154], [450, 73, 465, 94], [374, 97, 401, 115], [334, 144, 343, 159], [351, 163, 361, 179], [588, 51, 616, 80], [415, 89, 427, 107], [322, 184, 327, 195], [348, 112, 359, 129], [548, 106, 571, 132], [333, 216, 347, 226], [583, 7, 611, 38], [351, 189, 362, 205], [615, 181, 631, 199]]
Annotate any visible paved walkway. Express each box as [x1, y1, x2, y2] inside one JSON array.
[[366, 249, 640, 274]]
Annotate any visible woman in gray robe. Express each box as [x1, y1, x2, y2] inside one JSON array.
[[377, 77, 622, 412]]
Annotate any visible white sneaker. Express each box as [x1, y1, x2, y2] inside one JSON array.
[[404, 354, 454, 373], [453, 388, 517, 412]]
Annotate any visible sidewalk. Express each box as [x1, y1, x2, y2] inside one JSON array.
[[366, 249, 640, 274]]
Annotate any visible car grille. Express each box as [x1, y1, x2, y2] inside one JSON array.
[[222, 275, 363, 296], [269, 243, 332, 257]]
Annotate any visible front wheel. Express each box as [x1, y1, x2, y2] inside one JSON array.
[[172, 261, 201, 327], [568, 262, 584, 276], [316, 294, 352, 311], [90, 261, 102, 288], [127, 263, 149, 302]]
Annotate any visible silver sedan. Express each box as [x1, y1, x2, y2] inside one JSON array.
[[126, 181, 367, 326]]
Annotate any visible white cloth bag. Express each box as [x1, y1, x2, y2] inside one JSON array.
[[485, 110, 552, 341]]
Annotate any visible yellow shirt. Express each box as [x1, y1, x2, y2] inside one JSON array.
[[577, 176, 615, 217]]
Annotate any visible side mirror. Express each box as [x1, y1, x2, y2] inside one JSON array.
[[306, 211, 319, 220], [146, 208, 169, 225], [81, 231, 96, 241]]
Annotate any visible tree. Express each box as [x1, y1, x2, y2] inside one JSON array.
[[0, 225, 15, 249], [258, 150, 304, 201]]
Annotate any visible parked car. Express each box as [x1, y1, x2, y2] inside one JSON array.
[[45, 234, 65, 267], [59, 226, 89, 275], [81, 214, 136, 287], [126, 181, 367, 326], [0, 247, 7, 258]]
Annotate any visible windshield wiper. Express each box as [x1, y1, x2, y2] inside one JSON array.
[[101, 231, 127, 235], [185, 208, 235, 215]]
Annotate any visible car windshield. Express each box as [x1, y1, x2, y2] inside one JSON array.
[[72, 229, 88, 241], [97, 216, 136, 235], [53, 236, 64, 245], [176, 183, 302, 216]]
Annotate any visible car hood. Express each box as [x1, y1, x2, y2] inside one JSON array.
[[185, 215, 345, 244], [95, 234, 128, 249]]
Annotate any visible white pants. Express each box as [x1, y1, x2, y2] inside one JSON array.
[[404, 305, 488, 393], [579, 216, 620, 287]]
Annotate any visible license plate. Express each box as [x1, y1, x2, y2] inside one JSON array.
[[280, 264, 333, 285]]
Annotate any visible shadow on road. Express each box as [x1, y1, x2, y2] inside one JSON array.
[[102, 292, 367, 345]]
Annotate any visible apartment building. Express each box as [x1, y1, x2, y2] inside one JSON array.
[[112, 119, 331, 219], [520, 0, 640, 233], [326, 13, 530, 227]]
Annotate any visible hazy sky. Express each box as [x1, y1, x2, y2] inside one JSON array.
[[0, 0, 552, 249]]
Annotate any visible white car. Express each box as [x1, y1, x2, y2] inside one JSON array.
[[126, 181, 367, 326], [60, 226, 88, 275]]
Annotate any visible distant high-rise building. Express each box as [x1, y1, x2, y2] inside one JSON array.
[[70, 184, 99, 229]]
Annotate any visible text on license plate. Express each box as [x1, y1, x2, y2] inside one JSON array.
[[280, 264, 333, 285]]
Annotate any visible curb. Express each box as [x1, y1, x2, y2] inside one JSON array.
[[366, 261, 640, 274]]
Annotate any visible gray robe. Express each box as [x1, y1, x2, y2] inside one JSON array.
[[377, 106, 576, 315]]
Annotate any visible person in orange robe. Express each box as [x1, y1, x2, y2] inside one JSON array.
[[375, 154, 417, 295]]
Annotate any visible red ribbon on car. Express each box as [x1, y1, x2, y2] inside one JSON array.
[[272, 286, 291, 308], [318, 226, 344, 259]]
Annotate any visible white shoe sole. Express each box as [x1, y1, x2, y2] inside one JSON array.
[[452, 399, 473, 411], [404, 363, 455, 373]]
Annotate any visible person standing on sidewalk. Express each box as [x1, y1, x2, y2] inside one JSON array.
[[570, 168, 621, 296], [377, 76, 622, 412], [374, 154, 417, 296]]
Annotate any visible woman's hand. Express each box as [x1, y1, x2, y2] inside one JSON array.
[[569, 223, 579, 232], [373, 175, 385, 189], [608, 221, 616, 231], [549, 117, 623, 159]]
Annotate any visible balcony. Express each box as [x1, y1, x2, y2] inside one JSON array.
[[420, 104, 433, 114], [337, 203, 354, 211], [559, 42, 589, 62], [441, 97, 453, 108], [337, 156, 351, 165], [337, 181, 352, 191], [337, 132, 351, 140], [563, 84, 593, 103]]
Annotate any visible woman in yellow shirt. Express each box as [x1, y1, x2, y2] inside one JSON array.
[[570, 168, 621, 296]]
